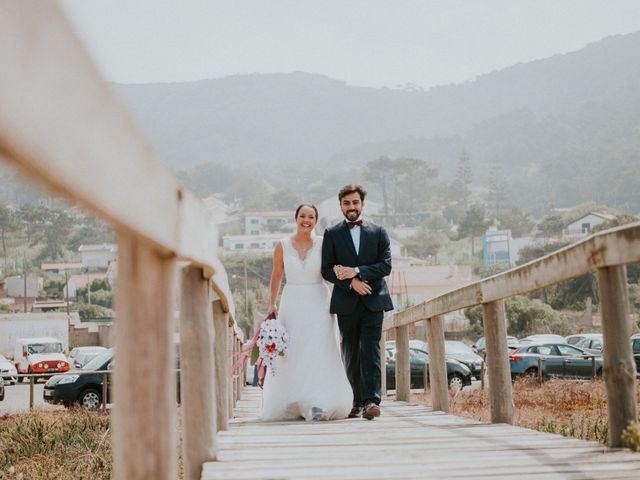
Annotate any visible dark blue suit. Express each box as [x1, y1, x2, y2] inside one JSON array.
[[321, 220, 393, 407]]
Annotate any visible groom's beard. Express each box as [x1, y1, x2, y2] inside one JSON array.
[[344, 210, 360, 221]]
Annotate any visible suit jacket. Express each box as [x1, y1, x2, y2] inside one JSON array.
[[321, 220, 394, 315]]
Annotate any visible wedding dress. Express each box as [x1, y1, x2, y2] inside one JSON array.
[[261, 235, 353, 421]]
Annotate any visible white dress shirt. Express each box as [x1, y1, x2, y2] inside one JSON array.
[[346, 216, 362, 256]]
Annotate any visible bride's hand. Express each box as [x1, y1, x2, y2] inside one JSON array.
[[267, 304, 279, 317]]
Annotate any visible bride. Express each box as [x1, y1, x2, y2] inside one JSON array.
[[261, 203, 353, 421]]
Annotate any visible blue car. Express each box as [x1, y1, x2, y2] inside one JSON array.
[[509, 343, 603, 379]]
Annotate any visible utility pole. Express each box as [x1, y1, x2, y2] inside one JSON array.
[[22, 254, 27, 313], [243, 259, 249, 323]]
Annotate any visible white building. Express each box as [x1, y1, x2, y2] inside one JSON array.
[[79, 243, 117, 271], [565, 212, 616, 238], [244, 211, 295, 236], [222, 233, 284, 253], [4, 273, 42, 298]]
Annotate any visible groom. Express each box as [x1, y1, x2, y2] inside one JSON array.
[[321, 184, 393, 420]]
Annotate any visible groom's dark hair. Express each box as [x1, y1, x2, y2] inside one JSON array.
[[338, 184, 367, 202]]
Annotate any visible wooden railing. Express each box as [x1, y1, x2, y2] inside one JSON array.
[[384, 223, 640, 447], [0, 3, 244, 479]]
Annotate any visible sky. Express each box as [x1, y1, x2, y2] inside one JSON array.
[[59, 0, 640, 89]]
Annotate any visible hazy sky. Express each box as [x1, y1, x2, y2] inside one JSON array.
[[60, 0, 640, 89]]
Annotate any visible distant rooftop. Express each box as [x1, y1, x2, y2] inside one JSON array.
[[78, 243, 117, 252]]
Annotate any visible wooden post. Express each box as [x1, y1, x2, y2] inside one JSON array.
[[236, 338, 243, 401], [422, 319, 430, 392], [213, 300, 230, 430], [426, 316, 449, 413], [380, 330, 387, 397], [395, 325, 410, 401], [228, 326, 235, 415], [113, 233, 177, 480], [180, 266, 218, 480], [597, 265, 638, 448], [482, 300, 514, 424]]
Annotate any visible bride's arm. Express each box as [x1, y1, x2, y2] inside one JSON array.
[[268, 242, 284, 316]]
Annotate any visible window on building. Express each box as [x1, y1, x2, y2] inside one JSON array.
[[582, 223, 591, 233], [234, 244, 243, 250], [250, 219, 259, 224], [250, 243, 260, 248]]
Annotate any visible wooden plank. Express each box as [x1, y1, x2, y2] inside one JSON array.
[[213, 301, 230, 430], [180, 266, 218, 479], [598, 265, 638, 447], [395, 325, 410, 401], [113, 232, 177, 480], [482, 300, 514, 424], [426, 316, 449, 413], [203, 387, 640, 480]]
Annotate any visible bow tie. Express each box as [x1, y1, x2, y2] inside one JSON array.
[[347, 220, 363, 229]]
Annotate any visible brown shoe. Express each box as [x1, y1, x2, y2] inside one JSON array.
[[362, 403, 381, 420], [348, 405, 363, 418]]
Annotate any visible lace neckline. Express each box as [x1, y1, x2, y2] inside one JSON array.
[[288, 235, 316, 263]]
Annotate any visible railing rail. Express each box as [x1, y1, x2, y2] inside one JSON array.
[[385, 222, 640, 448], [0, 3, 244, 480]]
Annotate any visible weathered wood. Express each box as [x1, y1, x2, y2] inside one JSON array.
[[597, 265, 638, 448], [213, 300, 230, 430], [180, 266, 218, 479], [202, 385, 640, 480], [483, 300, 514, 425], [228, 326, 235, 415], [380, 331, 387, 396], [395, 325, 410, 401], [386, 222, 640, 331], [421, 320, 430, 392], [113, 232, 177, 480], [426, 316, 449, 413], [236, 338, 243, 401]]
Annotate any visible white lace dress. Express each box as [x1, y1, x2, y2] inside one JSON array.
[[261, 235, 353, 421]]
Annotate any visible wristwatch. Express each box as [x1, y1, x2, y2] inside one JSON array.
[[354, 266, 361, 278]]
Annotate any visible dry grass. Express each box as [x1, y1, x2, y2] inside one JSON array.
[[0, 409, 112, 479], [0, 409, 186, 479], [416, 378, 640, 449]]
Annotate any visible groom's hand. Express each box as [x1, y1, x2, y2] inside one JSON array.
[[335, 266, 358, 280], [351, 278, 372, 295]]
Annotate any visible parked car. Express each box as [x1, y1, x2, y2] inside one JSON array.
[[574, 334, 603, 354], [509, 342, 603, 379], [565, 334, 587, 345], [15, 337, 70, 382], [68, 346, 108, 369], [0, 376, 4, 401], [0, 353, 18, 384], [472, 336, 519, 354], [388, 340, 484, 379], [519, 334, 566, 346], [631, 333, 640, 374], [386, 346, 472, 390], [44, 348, 113, 408]]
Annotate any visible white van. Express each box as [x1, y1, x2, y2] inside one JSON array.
[[14, 337, 70, 381]]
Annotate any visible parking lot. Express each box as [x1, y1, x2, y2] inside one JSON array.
[[0, 382, 64, 414]]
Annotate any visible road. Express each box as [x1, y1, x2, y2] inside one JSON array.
[[0, 382, 64, 414]]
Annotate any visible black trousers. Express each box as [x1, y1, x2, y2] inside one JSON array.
[[337, 301, 384, 407]]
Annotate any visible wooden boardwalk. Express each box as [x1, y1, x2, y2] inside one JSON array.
[[202, 387, 640, 480]]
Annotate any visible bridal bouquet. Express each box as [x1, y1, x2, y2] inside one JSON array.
[[236, 313, 289, 388], [252, 316, 289, 376]]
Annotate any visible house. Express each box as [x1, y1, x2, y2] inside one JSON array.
[[4, 273, 42, 298], [41, 263, 82, 281], [244, 211, 295, 236], [202, 194, 242, 236], [64, 273, 108, 299], [483, 227, 537, 267], [387, 264, 473, 310], [79, 243, 117, 272], [222, 233, 284, 253], [565, 212, 616, 238]]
